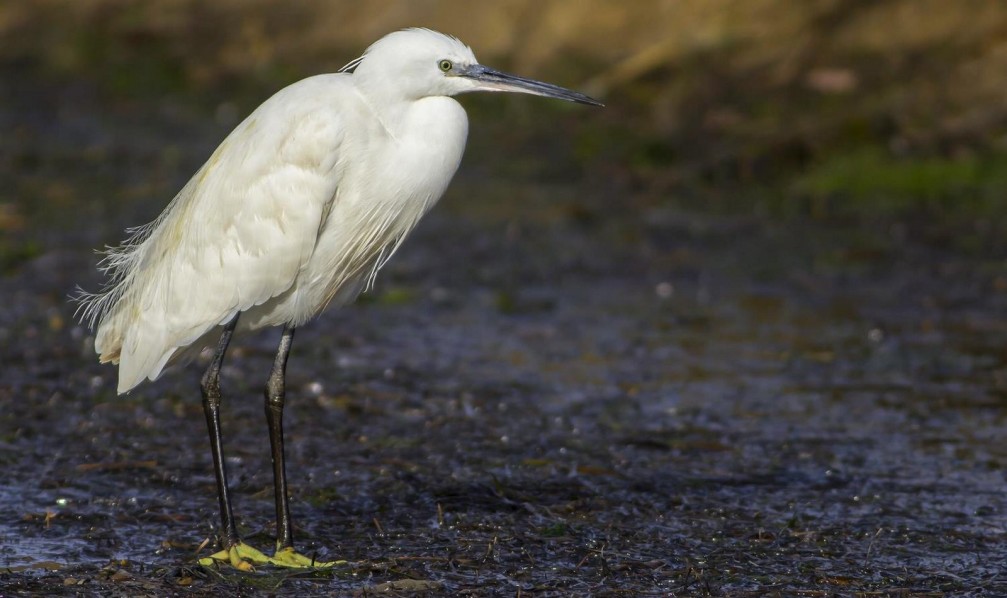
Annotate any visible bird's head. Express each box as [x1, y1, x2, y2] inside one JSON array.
[[348, 28, 602, 107]]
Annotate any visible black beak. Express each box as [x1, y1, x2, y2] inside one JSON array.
[[459, 64, 604, 106]]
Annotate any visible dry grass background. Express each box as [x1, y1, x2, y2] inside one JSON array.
[[4, 0, 1007, 211]]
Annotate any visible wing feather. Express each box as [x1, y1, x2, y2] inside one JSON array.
[[79, 75, 349, 393]]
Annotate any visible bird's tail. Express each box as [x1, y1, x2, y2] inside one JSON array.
[[94, 309, 177, 394]]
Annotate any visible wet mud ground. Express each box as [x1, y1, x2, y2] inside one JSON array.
[[3, 79, 1007, 596]]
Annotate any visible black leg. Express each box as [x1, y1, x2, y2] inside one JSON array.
[[265, 324, 296, 552], [201, 315, 240, 549]]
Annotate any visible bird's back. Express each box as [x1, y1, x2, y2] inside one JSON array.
[[83, 74, 354, 393]]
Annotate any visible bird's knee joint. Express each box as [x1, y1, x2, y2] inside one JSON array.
[[265, 392, 285, 411], [265, 378, 285, 409], [201, 377, 222, 406]]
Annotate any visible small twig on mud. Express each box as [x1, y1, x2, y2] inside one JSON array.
[[386, 556, 450, 563], [864, 527, 883, 561], [76, 460, 158, 472], [193, 536, 211, 560], [482, 535, 498, 562]]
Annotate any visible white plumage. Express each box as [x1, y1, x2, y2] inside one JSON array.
[[83, 30, 472, 393], [76, 28, 600, 570], [81, 29, 600, 396]]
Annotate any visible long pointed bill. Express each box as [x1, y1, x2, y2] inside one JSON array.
[[459, 65, 604, 106]]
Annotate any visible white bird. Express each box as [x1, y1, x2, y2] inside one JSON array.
[[78, 28, 601, 570]]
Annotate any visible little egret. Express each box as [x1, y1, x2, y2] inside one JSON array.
[[78, 28, 601, 570]]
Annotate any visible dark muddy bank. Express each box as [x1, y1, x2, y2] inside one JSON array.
[[2, 75, 1007, 598]]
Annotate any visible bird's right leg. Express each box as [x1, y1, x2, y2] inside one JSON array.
[[262, 326, 341, 568], [196, 316, 274, 571]]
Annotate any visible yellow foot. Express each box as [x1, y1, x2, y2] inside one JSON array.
[[198, 542, 273, 571], [198, 542, 343, 570], [270, 546, 344, 568]]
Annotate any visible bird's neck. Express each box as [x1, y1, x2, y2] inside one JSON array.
[[351, 86, 402, 141], [355, 88, 458, 146]]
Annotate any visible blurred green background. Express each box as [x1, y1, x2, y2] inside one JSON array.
[[3, 0, 1007, 248]]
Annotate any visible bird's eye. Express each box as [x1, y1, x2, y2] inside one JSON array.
[[438, 60, 453, 73]]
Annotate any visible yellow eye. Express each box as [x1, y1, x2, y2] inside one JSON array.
[[438, 60, 453, 73]]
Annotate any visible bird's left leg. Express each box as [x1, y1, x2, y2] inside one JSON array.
[[196, 316, 276, 571], [263, 324, 339, 568]]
